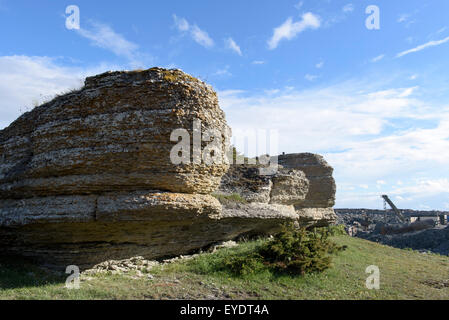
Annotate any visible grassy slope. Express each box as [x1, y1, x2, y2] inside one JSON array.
[[0, 235, 448, 300]]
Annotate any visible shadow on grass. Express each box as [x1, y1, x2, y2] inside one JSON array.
[[0, 255, 65, 290]]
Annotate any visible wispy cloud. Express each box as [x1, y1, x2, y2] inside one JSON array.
[[437, 26, 447, 34], [225, 37, 242, 56], [371, 54, 385, 63], [397, 13, 410, 23], [173, 14, 214, 48], [76, 22, 150, 68], [315, 61, 324, 69], [397, 11, 417, 28], [214, 65, 232, 77], [252, 60, 266, 65], [396, 36, 449, 58], [268, 13, 321, 50]]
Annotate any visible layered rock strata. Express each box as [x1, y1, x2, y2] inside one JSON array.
[[217, 153, 337, 227], [279, 153, 337, 227], [0, 68, 235, 268]]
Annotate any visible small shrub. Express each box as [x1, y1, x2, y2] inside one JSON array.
[[326, 224, 348, 236], [223, 254, 265, 276], [223, 223, 346, 276], [259, 224, 346, 275]]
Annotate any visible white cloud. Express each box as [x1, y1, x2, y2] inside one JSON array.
[[76, 22, 149, 68], [191, 25, 214, 48], [437, 27, 447, 34], [315, 61, 324, 69], [252, 60, 266, 65], [219, 78, 449, 209], [268, 13, 321, 50], [0, 55, 120, 129], [219, 82, 427, 156], [225, 37, 242, 56], [371, 54, 385, 63], [342, 4, 354, 13], [397, 14, 410, 23], [304, 74, 318, 81], [390, 179, 449, 197], [172, 15, 214, 48], [396, 36, 449, 58], [214, 65, 232, 77], [397, 13, 416, 27], [173, 15, 189, 32]]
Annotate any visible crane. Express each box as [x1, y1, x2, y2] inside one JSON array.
[[381, 195, 407, 223]]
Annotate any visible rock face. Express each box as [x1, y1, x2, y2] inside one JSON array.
[[0, 68, 233, 268], [0, 68, 228, 197], [0, 68, 337, 268], [217, 153, 337, 228]]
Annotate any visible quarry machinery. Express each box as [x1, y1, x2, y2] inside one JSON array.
[[381, 195, 407, 223]]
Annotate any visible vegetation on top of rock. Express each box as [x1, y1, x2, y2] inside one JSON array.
[[158, 68, 200, 84]]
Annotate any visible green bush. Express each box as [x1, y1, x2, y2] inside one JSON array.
[[326, 224, 348, 236], [224, 254, 265, 276], [224, 223, 346, 276]]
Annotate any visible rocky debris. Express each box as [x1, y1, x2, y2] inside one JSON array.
[[209, 240, 238, 252], [336, 208, 449, 219], [360, 225, 449, 256], [82, 256, 160, 276], [335, 209, 449, 255], [82, 240, 239, 277], [217, 153, 337, 228]]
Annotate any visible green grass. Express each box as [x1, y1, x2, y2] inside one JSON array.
[[0, 235, 448, 300]]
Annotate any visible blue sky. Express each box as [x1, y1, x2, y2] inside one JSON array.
[[1, 0, 449, 210]]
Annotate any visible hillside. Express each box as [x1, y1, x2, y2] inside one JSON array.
[[0, 234, 448, 300]]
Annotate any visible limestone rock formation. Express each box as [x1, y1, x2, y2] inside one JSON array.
[[279, 153, 337, 227], [0, 68, 336, 269], [0, 68, 229, 197], [0, 68, 337, 268], [217, 153, 337, 227], [0, 68, 234, 268]]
